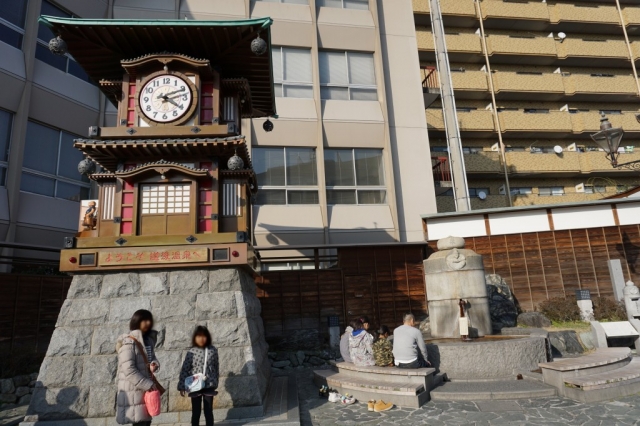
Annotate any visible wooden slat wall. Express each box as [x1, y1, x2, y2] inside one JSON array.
[[255, 246, 427, 337], [428, 225, 640, 312], [0, 275, 71, 353]]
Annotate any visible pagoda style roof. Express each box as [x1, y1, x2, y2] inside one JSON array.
[[38, 16, 276, 118], [74, 136, 253, 174]]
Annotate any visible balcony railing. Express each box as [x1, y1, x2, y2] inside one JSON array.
[[493, 72, 564, 95], [498, 110, 573, 133], [487, 34, 557, 57], [557, 38, 629, 60], [422, 66, 439, 90], [481, 0, 549, 21], [413, 0, 476, 16], [427, 109, 496, 132], [416, 28, 483, 53], [432, 156, 451, 183], [565, 74, 637, 96], [548, 3, 620, 25]]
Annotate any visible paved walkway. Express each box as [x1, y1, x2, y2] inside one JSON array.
[[297, 369, 640, 426]]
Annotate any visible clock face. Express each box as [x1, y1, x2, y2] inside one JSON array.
[[139, 74, 193, 123]]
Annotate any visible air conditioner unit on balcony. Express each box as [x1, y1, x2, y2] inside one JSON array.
[[499, 185, 506, 195], [575, 183, 585, 193], [568, 143, 578, 152], [491, 143, 500, 151]]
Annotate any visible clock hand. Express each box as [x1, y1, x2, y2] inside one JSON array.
[[165, 97, 179, 107], [164, 87, 186, 97]]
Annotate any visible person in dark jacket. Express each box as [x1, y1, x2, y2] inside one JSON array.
[[116, 309, 160, 426], [178, 326, 219, 426]]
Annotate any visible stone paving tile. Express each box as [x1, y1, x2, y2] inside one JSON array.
[[296, 368, 640, 425]]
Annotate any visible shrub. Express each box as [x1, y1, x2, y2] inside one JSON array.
[[593, 297, 627, 322], [538, 296, 581, 323]]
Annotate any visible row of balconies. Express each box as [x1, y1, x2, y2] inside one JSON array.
[[413, 0, 640, 28], [446, 70, 638, 97], [432, 150, 640, 175], [417, 28, 640, 61], [426, 109, 640, 134]]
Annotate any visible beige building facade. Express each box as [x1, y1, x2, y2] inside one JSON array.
[[415, 0, 640, 212], [0, 0, 437, 264]]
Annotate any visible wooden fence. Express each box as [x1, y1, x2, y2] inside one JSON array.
[[255, 245, 428, 339], [0, 274, 71, 353]]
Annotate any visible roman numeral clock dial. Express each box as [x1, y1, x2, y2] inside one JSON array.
[[139, 74, 194, 124]]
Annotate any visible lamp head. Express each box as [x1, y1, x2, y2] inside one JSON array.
[[590, 113, 624, 167]]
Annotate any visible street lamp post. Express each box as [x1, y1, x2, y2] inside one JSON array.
[[591, 113, 625, 168]]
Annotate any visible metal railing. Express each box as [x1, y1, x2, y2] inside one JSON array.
[[421, 66, 439, 90], [432, 156, 451, 183]]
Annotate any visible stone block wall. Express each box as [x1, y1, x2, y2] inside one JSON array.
[[26, 267, 270, 422]]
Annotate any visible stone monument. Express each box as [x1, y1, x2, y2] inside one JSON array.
[[623, 280, 640, 349], [424, 236, 492, 338], [26, 269, 270, 423]]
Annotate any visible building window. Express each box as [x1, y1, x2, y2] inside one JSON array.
[[600, 109, 622, 115], [585, 185, 606, 194], [512, 187, 532, 195], [0, 0, 27, 49], [36, 1, 92, 83], [538, 186, 564, 196], [431, 147, 448, 153], [317, 0, 368, 10], [20, 120, 90, 201], [258, 0, 309, 4], [0, 109, 12, 186], [272, 47, 313, 99], [324, 149, 386, 205], [319, 51, 377, 101], [462, 147, 481, 154], [253, 147, 319, 205], [141, 184, 190, 214]]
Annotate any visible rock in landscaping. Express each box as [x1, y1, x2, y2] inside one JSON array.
[[271, 360, 291, 368], [0, 394, 17, 403], [12, 375, 31, 387], [418, 317, 431, 336], [308, 356, 325, 366], [517, 312, 551, 328], [288, 352, 299, 367], [15, 387, 30, 398], [549, 330, 584, 357], [486, 274, 519, 331], [18, 394, 32, 406], [0, 379, 14, 394], [296, 350, 305, 366]]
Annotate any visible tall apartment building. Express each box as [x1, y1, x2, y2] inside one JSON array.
[[414, 0, 640, 212], [0, 0, 437, 265]]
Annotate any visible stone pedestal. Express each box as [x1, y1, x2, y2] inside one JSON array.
[[23, 268, 270, 424], [424, 236, 492, 338]]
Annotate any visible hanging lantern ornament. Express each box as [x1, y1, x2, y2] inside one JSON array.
[[49, 36, 68, 56], [251, 33, 267, 56], [77, 158, 96, 176], [263, 118, 274, 132], [227, 149, 245, 170]]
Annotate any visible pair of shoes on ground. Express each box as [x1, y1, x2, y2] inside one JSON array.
[[328, 391, 356, 405], [319, 385, 329, 398], [367, 400, 394, 412]]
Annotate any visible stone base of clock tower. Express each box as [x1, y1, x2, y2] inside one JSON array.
[[22, 267, 271, 424]]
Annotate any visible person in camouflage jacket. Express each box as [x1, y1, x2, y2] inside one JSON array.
[[373, 325, 394, 367]]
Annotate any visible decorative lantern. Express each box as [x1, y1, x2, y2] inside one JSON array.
[[78, 158, 96, 176], [251, 34, 267, 56], [48, 36, 68, 55], [263, 119, 274, 132], [227, 151, 244, 170]]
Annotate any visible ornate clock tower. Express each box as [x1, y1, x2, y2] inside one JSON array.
[[26, 16, 276, 425]]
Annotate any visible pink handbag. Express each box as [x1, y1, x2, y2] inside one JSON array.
[[144, 389, 162, 417]]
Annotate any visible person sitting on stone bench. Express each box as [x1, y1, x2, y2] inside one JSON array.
[[373, 325, 394, 367], [340, 319, 361, 363], [349, 319, 376, 366], [393, 313, 431, 369]]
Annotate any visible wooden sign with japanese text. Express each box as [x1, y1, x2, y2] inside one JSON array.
[[98, 247, 208, 266]]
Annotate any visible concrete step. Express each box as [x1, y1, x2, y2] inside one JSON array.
[[565, 357, 640, 391], [430, 380, 557, 401], [330, 361, 435, 377], [539, 348, 631, 374], [313, 369, 430, 408], [517, 370, 544, 383]]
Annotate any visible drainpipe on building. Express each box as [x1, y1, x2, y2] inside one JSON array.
[[474, 0, 512, 207], [616, 0, 640, 98], [429, 0, 471, 212]]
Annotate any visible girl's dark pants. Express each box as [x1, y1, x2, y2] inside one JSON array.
[[191, 393, 214, 426]]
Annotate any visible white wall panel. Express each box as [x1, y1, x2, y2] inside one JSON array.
[[489, 210, 550, 235], [427, 215, 486, 241], [552, 205, 616, 230], [615, 202, 640, 226], [328, 205, 394, 230]]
